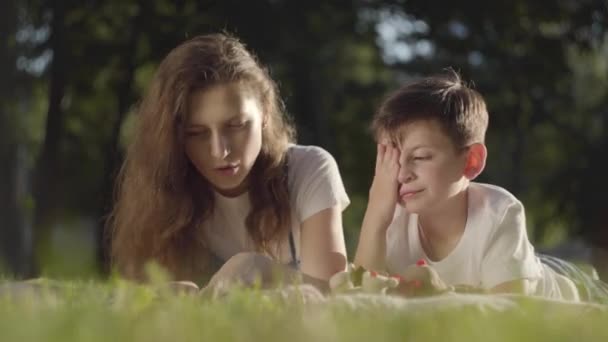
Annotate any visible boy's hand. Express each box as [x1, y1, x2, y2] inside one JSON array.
[[367, 142, 400, 227], [390, 261, 453, 297]]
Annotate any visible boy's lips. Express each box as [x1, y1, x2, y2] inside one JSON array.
[[399, 187, 424, 199]]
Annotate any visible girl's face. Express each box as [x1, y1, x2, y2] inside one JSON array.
[[395, 119, 469, 214], [185, 82, 264, 197]]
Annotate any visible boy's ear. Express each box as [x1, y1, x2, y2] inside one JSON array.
[[463, 143, 487, 180]]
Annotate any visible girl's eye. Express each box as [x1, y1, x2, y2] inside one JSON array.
[[228, 121, 248, 129], [187, 130, 210, 137], [412, 156, 432, 161]]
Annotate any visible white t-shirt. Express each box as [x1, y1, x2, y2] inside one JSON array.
[[202, 144, 350, 264], [386, 182, 569, 298]]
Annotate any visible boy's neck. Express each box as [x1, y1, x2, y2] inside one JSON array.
[[417, 186, 469, 242]]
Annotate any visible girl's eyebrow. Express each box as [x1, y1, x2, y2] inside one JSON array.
[[187, 113, 245, 128], [187, 123, 207, 129], [226, 115, 248, 122]]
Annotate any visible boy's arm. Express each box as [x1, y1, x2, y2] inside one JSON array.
[[481, 199, 542, 294], [354, 142, 400, 272], [354, 208, 391, 271], [450, 279, 534, 295], [489, 278, 535, 295]]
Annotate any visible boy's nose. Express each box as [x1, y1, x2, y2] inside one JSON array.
[[397, 165, 415, 183]]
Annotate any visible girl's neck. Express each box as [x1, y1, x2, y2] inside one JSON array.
[[213, 178, 250, 198]]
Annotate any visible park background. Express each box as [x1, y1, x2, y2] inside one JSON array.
[[1, 0, 607, 281]]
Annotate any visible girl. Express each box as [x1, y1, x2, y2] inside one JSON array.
[[108, 33, 349, 291]]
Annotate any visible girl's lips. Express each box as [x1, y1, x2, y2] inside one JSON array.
[[215, 165, 239, 176]]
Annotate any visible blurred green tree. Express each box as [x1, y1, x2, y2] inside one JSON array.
[[377, 0, 607, 275], [3, 0, 606, 279]]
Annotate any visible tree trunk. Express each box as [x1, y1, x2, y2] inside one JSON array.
[[0, 132, 30, 276], [0, 0, 31, 277], [32, 0, 67, 276]]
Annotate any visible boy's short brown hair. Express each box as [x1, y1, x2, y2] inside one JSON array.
[[372, 69, 488, 149]]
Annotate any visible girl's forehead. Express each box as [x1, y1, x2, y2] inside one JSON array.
[[187, 83, 262, 125]]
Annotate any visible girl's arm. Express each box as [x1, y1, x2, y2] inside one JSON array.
[[299, 205, 347, 281]]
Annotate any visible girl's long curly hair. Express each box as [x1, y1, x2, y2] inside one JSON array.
[[107, 33, 295, 282]]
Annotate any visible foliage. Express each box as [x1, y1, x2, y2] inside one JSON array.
[[1, 0, 607, 277]]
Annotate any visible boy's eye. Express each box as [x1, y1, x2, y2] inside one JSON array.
[[412, 155, 432, 161]]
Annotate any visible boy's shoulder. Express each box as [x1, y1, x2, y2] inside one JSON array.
[[468, 182, 523, 215], [466, 183, 526, 242]]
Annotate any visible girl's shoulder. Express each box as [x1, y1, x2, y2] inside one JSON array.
[[286, 144, 340, 179], [286, 144, 349, 214], [287, 144, 336, 166]]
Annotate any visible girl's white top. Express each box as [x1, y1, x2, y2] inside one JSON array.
[[203, 144, 350, 264]]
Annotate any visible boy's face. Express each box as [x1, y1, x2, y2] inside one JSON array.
[[394, 119, 469, 214]]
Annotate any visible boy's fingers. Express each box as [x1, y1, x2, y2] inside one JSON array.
[[375, 143, 384, 170], [390, 145, 399, 166], [382, 144, 391, 164], [375, 144, 380, 169], [383, 143, 395, 164]]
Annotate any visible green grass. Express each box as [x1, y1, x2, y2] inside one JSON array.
[[1, 279, 607, 342]]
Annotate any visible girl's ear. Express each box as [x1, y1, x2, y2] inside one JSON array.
[[463, 143, 487, 180]]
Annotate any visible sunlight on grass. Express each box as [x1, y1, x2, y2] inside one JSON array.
[[1, 279, 607, 342]]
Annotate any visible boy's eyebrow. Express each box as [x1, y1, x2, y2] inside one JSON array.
[[403, 144, 433, 152]]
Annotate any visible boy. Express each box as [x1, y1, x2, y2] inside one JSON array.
[[354, 70, 579, 300]]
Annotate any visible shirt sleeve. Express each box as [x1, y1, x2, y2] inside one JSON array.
[[480, 200, 542, 289], [291, 146, 350, 222]]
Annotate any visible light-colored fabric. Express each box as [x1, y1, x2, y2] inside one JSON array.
[[552, 270, 580, 301], [538, 253, 608, 303], [531, 262, 582, 301], [385, 182, 564, 297], [203, 144, 350, 264]]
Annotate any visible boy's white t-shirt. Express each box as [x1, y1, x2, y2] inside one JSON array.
[[202, 144, 350, 264], [385, 182, 567, 298]]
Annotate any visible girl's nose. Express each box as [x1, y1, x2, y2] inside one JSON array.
[[210, 133, 230, 159]]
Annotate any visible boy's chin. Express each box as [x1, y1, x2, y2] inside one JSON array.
[[398, 200, 422, 214]]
